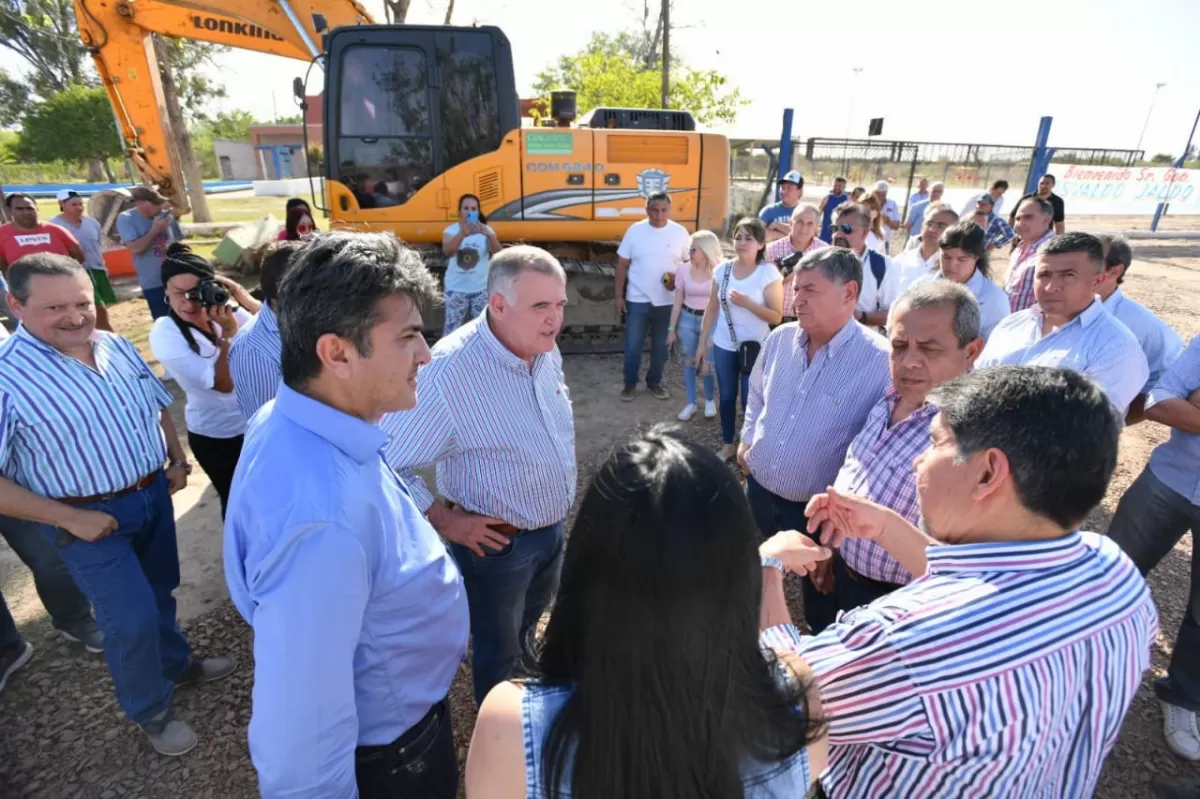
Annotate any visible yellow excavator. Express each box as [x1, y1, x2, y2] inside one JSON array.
[[74, 0, 731, 349]]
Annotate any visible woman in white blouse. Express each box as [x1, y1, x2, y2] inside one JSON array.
[[148, 243, 260, 518], [697, 218, 784, 461], [927, 221, 1010, 340]]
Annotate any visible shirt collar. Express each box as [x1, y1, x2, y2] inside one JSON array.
[[926, 531, 1089, 574], [965, 267, 987, 294], [1033, 297, 1105, 329], [476, 310, 538, 372], [1101, 287, 1125, 311], [13, 324, 104, 358], [274, 384, 387, 464], [800, 317, 859, 356], [884, 384, 940, 424]]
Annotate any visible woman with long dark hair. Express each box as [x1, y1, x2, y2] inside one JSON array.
[[147, 243, 260, 517], [280, 205, 318, 241], [465, 427, 827, 799], [935, 220, 1010, 339], [442, 192, 502, 334]]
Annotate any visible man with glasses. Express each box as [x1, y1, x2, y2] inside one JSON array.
[[831, 204, 900, 328], [903, 181, 945, 243], [51, 190, 115, 332], [896, 204, 958, 293]]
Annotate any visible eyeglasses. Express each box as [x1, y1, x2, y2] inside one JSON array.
[[836, 223, 856, 234]]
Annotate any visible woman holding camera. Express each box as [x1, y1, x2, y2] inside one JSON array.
[[442, 193, 502, 334], [148, 243, 260, 518]]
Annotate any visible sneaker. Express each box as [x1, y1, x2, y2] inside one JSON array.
[[704, 399, 717, 418], [647, 385, 670, 401], [57, 619, 104, 654], [1162, 700, 1200, 761], [677, 403, 697, 421], [140, 708, 198, 756], [1155, 776, 1200, 799], [0, 641, 33, 694], [620, 385, 636, 402], [174, 655, 237, 687]]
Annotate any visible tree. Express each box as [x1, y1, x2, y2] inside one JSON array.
[[532, 32, 745, 126], [0, 0, 90, 95], [0, 69, 32, 127], [382, 0, 412, 23], [17, 84, 122, 181]]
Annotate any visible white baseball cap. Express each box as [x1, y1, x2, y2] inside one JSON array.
[[56, 189, 82, 202], [873, 180, 889, 193], [779, 170, 804, 186]]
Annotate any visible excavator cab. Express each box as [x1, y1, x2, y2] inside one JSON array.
[[322, 25, 520, 216]]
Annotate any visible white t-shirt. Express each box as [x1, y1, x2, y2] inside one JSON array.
[[895, 246, 941, 294], [866, 231, 885, 253], [443, 222, 494, 295], [855, 248, 902, 316], [712, 260, 783, 352], [617, 219, 690, 306], [148, 308, 253, 438]]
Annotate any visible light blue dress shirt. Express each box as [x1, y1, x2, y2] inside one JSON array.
[[976, 298, 1149, 415], [1101, 287, 1183, 392], [1146, 335, 1200, 505], [224, 385, 469, 798]]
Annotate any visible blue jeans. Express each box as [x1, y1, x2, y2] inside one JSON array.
[[623, 301, 671, 388], [676, 309, 714, 406], [450, 521, 565, 706], [41, 471, 191, 723], [0, 514, 93, 651], [142, 286, 169, 320], [745, 476, 838, 634], [713, 345, 750, 445]]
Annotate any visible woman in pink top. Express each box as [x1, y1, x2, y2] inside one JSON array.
[[667, 230, 720, 421]]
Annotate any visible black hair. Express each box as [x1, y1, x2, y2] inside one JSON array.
[[834, 176, 847, 184], [4, 192, 34, 209], [991, 179, 1009, 191], [162, 242, 220, 355], [533, 426, 824, 799], [733, 217, 768, 264], [457, 193, 487, 225], [279, 231, 440, 388], [285, 197, 310, 213], [1042, 174, 1057, 185], [284, 205, 316, 241], [645, 191, 671, 206], [939, 220, 991, 279], [6, 251, 85, 303], [260, 240, 303, 303], [1042, 231, 1104, 269], [929, 366, 1118, 529]]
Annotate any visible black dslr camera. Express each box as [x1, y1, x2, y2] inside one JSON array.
[[184, 279, 230, 308], [776, 249, 805, 278]]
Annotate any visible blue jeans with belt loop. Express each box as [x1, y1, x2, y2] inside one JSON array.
[[449, 521, 565, 706], [40, 471, 192, 724], [676, 308, 715, 406]]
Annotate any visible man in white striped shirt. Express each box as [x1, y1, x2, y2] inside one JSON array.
[[1096, 234, 1183, 423], [978, 232, 1148, 416], [230, 241, 300, 420], [740, 247, 891, 632], [381, 245, 575, 706]]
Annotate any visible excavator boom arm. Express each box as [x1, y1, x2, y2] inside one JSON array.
[[74, 0, 373, 212]]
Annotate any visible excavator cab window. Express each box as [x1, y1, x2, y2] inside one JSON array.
[[325, 25, 520, 209]]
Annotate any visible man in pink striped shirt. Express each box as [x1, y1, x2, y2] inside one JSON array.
[[764, 204, 829, 323], [1004, 195, 1055, 312]]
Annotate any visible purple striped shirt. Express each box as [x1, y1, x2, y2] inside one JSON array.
[[741, 321, 891, 502], [379, 312, 576, 530], [835, 390, 937, 585], [762, 532, 1158, 798]]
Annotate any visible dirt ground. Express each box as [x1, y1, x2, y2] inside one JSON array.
[[1, 214, 1199, 797]]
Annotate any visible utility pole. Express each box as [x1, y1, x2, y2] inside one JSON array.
[[1134, 82, 1166, 159], [661, 0, 670, 109]]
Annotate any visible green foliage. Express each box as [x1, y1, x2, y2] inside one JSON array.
[[0, 69, 32, 128], [0, 0, 90, 96], [16, 84, 122, 162], [153, 36, 229, 121], [532, 32, 745, 126], [1150, 153, 1174, 165]]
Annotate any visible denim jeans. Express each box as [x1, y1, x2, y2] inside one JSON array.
[[450, 521, 565, 706], [0, 514, 94, 650], [676, 309, 715, 406], [41, 471, 191, 723], [142, 286, 170, 320], [745, 476, 837, 633], [713, 345, 750, 444], [1107, 466, 1200, 711], [831, 555, 901, 622], [623, 301, 672, 388]]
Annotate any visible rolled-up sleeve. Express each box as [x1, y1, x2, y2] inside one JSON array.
[[1147, 335, 1200, 409], [245, 522, 369, 798]]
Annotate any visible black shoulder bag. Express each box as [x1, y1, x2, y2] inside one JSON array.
[[720, 263, 762, 375]]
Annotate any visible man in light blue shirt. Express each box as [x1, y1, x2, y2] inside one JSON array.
[[115, 186, 183, 320], [230, 241, 299, 420], [1107, 334, 1200, 762], [224, 231, 469, 798], [759, 170, 805, 242], [977, 232, 1148, 416]]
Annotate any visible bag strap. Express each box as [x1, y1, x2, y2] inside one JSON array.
[[719, 263, 738, 345], [868, 250, 886, 288]]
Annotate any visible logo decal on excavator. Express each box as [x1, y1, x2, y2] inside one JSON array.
[[635, 168, 670, 198], [190, 16, 285, 41]]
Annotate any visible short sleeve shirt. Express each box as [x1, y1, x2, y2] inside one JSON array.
[[0, 222, 78, 267], [116, 210, 183, 290], [616, 219, 690, 306], [50, 215, 106, 272]]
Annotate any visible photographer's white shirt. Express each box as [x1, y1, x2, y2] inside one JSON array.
[[149, 308, 252, 438], [617, 219, 690, 306]]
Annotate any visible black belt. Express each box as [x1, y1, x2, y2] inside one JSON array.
[[842, 557, 904, 592], [681, 306, 704, 316], [355, 699, 444, 761], [57, 471, 158, 505]]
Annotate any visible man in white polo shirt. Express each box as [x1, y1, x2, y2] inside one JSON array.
[[615, 191, 690, 401]]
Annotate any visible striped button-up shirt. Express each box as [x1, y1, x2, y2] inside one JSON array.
[[836, 390, 937, 585], [1004, 229, 1054, 312], [742, 321, 890, 502], [0, 326, 172, 498], [1102, 287, 1183, 392], [230, 302, 282, 420], [977, 298, 1149, 415], [762, 532, 1158, 798], [766, 235, 830, 313], [380, 312, 576, 530]]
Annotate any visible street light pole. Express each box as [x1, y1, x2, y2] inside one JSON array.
[[844, 67, 862, 172], [1134, 82, 1166, 159]]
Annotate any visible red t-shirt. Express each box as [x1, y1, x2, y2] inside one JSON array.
[[0, 222, 79, 269]]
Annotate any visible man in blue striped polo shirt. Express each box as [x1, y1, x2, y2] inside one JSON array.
[[230, 240, 300, 420], [0, 253, 234, 756]]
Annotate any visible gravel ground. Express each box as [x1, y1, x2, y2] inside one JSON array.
[[3, 232, 1200, 797]]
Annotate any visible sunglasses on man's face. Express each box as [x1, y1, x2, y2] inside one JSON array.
[[836, 222, 857, 234]]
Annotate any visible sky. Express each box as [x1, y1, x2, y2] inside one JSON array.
[[3, 0, 1199, 157]]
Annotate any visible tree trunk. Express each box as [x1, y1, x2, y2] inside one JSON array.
[[382, 0, 412, 23], [443, 0, 455, 24], [87, 157, 105, 183], [154, 36, 212, 223], [103, 160, 116, 183]]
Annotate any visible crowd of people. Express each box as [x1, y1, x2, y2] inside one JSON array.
[[0, 174, 1196, 798]]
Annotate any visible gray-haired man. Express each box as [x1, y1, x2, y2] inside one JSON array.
[[381, 245, 576, 706]]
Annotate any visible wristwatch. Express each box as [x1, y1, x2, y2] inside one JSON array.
[[169, 459, 192, 475], [761, 554, 787, 575]]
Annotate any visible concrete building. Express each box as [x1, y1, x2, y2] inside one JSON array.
[[250, 94, 324, 180], [212, 139, 258, 180]]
